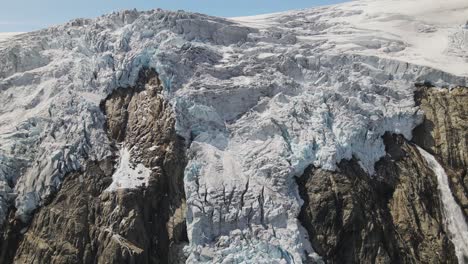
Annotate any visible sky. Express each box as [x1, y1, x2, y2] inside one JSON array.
[[0, 0, 347, 32]]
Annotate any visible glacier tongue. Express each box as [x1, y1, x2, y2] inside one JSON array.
[[0, 0, 467, 262]]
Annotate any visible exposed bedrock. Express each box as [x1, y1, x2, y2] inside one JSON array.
[[298, 86, 468, 264], [0, 68, 188, 264], [413, 86, 468, 219], [298, 134, 457, 264]]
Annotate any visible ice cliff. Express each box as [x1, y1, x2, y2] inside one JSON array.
[[0, 0, 467, 262]]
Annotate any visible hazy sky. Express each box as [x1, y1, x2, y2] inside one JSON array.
[[0, 0, 347, 32]]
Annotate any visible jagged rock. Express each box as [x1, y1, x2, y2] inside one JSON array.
[[413, 86, 468, 218], [0, 69, 187, 264], [297, 85, 468, 263], [297, 134, 458, 264]]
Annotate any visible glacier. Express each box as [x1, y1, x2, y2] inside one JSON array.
[[0, 0, 467, 262], [0, 33, 21, 42]]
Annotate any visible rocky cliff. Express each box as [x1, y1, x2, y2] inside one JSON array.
[[0, 69, 188, 264], [297, 85, 468, 264], [413, 86, 468, 219], [298, 135, 457, 264]]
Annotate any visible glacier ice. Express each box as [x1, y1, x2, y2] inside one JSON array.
[[0, 33, 22, 43], [0, 0, 467, 262]]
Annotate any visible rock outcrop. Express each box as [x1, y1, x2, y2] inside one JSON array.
[[298, 85, 468, 264], [413, 86, 468, 219], [0, 68, 188, 264], [298, 134, 457, 264]]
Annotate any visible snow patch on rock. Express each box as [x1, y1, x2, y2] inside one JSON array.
[[105, 147, 151, 192]]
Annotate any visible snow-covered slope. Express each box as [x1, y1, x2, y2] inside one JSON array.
[[0, 32, 22, 43], [233, 0, 468, 77], [0, 0, 467, 262]]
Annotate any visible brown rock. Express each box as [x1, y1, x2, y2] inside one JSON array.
[[413, 86, 468, 220], [298, 134, 457, 264], [298, 85, 468, 264], [0, 68, 187, 264]]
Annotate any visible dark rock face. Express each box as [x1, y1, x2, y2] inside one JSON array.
[[413, 86, 468, 218], [298, 85, 468, 264], [0, 68, 187, 264], [297, 159, 397, 264], [298, 134, 457, 264]]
